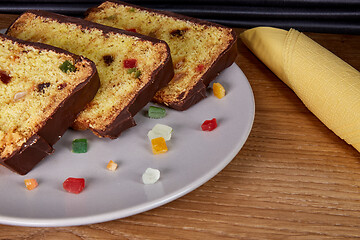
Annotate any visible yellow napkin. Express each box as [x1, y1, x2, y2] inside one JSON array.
[[241, 27, 360, 151]]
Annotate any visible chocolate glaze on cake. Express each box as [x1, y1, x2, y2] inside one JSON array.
[[0, 34, 100, 175]]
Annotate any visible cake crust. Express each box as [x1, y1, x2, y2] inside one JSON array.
[[0, 33, 100, 175], [86, 0, 238, 110], [8, 9, 171, 46]]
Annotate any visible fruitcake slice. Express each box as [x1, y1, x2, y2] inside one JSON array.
[[85, 0, 237, 110], [0, 34, 99, 175], [7, 10, 173, 138]]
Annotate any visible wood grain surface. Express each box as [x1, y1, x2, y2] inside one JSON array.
[[1, 14, 360, 240]]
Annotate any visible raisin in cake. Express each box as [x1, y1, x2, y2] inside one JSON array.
[[85, 1, 237, 110], [7, 10, 173, 138], [0, 34, 99, 175]]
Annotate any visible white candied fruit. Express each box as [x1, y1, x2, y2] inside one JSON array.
[[147, 124, 172, 141], [13, 91, 27, 101], [142, 168, 160, 184]]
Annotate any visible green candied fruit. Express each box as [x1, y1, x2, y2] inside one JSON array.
[[127, 67, 141, 78], [60, 60, 76, 73], [148, 106, 166, 119], [104, 14, 117, 20], [127, 68, 136, 74], [72, 139, 87, 153]]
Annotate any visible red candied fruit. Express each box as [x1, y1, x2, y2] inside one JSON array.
[[63, 177, 85, 194], [195, 64, 205, 72], [126, 28, 137, 33], [201, 118, 217, 131], [123, 59, 137, 68]]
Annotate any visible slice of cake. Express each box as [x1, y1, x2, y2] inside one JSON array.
[[85, 1, 238, 110], [0, 34, 99, 175], [7, 10, 174, 138]]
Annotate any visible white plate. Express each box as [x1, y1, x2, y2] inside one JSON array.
[[0, 63, 255, 227]]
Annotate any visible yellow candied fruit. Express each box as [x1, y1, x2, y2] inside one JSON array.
[[151, 137, 168, 154], [24, 178, 38, 190], [213, 82, 226, 99], [107, 160, 118, 171]]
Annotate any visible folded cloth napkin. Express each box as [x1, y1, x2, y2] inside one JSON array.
[[240, 27, 360, 151]]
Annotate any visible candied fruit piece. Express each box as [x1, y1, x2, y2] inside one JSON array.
[[123, 58, 137, 68], [103, 55, 114, 66], [0, 70, 11, 84], [148, 106, 166, 119], [213, 83, 226, 99], [37, 82, 51, 93], [151, 137, 168, 154], [107, 160, 118, 171], [126, 28, 137, 33], [170, 29, 188, 37], [13, 91, 27, 101], [148, 124, 172, 141], [134, 69, 141, 78], [104, 14, 117, 20], [127, 67, 141, 78], [201, 118, 217, 131], [142, 168, 160, 184], [59, 60, 76, 73], [57, 83, 67, 90], [72, 139, 87, 153], [63, 177, 85, 194], [195, 64, 205, 72], [24, 178, 38, 190]]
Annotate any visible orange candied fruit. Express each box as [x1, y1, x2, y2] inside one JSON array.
[[213, 82, 226, 99], [24, 178, 38, 190], [151, 137, 168, 154], [107, 160, 118, 171]]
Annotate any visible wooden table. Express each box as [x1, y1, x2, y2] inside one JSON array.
[[1, 13, 360, 239]]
